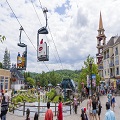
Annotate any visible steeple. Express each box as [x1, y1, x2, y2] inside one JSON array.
[[96, 12, 106, 65], [99, 11, 104, 30]]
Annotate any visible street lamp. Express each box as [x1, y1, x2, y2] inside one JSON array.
[[89, 61, 92, 96]]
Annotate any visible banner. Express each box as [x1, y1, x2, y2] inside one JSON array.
[[92, 74, 96, 87], [87, 75, 90, 88]]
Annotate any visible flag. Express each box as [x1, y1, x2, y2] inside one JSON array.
[[40, 39, 43, 44]]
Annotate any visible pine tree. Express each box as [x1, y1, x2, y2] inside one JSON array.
[[0, 62, 2, 68], [3, 48, 11, 70]]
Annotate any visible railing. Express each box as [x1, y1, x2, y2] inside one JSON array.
[[109, 62, 114, 67], [8, 101, 72, 117], [110, 74, 115, 78], [115, 60, 119, 65], [98, 66, 103, 70]]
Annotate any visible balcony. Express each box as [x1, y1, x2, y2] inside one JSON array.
[[115, 60, 119, 65], [98, 66, 103, 70], [110, 74, 115, 78], [109, 62, 114, 67]]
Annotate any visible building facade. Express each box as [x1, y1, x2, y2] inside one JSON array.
[[0, 69, 11, 91], [103, 36, 120, 88], [96, 13, 120, 89], [10, 65, 24, 91]]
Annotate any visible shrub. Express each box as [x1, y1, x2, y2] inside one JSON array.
[[46, 90, 56, 101], [16, 97, 22, 103]]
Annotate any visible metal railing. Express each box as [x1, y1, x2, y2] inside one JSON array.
[[8, 101, 72, 117]]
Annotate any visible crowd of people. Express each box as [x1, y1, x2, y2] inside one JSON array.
[[0, 89, 117, 120], [79, 89, 116, 120]]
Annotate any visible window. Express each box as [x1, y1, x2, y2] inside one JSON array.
[[108, 69, 109, 75], [5, 79, 8, 90], [115, 47, 118, 55], [5, 77, 8, 79], [0, 76, 4, 80], [5, 83, 8, 90], [115, 56, 119, 65], [105, 70, 106, 75], [104, 52, 106, 59], [116, 67, 119, 75]]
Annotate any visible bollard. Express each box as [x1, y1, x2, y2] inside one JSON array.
[[23, 101, 25, 116], [13, 105, 14, 114], [70, 103, 71, 114], [38, 92, 40, 117], [55, 102, 56, 116]]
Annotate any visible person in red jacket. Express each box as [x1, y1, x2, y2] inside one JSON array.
[[57, 97, 63, 120]]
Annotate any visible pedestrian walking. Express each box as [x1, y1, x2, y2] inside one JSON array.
[[34, 112, 38, 120], [1, 96, 8, 120], [107, 91, 112, 104], [57, 96, 63, 120], [26, 108, 30, 120], [87, 96, 92, 120], [44, 102, 53, 120], [105, 102, 116, 120], [92, 96, 97, 120], [4, 91, 9, 103], [111, 93, 115, 112], [97, 96, 102, 120], [73, 95, 78, 114]]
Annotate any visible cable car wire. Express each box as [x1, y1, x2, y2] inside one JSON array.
[[6, 0, 37, 51]]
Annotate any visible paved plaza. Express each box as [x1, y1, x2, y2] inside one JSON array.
[[5, 95, 120, 120]]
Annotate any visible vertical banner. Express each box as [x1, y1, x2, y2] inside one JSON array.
[[92, 74, 96, 87], [87, 75, 90, 88]]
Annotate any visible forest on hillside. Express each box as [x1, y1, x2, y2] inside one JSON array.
[[24, 69, 81, 87]]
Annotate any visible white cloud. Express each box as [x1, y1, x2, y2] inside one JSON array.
[[0, 0, 120, 73]]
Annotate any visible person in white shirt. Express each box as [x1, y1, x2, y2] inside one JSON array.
[[4, 91, 9, 103]]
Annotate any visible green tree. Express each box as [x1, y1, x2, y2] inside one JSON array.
[[3, 48, 11, 70], [0, 35, 5, 43], [0, 62, 2, 68], [26, 77, 35, 86], [78, 55, 100, 91]]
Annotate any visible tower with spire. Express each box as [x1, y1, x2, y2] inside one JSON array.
[[96, 12, 106, 77]]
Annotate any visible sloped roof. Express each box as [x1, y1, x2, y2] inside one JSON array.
[[10, 67, 24, 80], [114, 36, 120, 44], [103, 36, 120, 50]]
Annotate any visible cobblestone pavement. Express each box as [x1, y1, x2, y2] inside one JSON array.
[[6, 95, 120, 120]]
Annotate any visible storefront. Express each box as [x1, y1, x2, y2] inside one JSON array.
[[0, 69, 11, 91]]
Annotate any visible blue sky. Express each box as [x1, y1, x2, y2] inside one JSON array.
[[55, 0, 70, 15], [0, 0, 120, 73]]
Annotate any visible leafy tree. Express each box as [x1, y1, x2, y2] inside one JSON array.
[[0, 35, 5, 43], [0, 62, 2, 68], [78, 55, 100, 91], [26, 77, 35, 86], [3, 48, 11, 70]]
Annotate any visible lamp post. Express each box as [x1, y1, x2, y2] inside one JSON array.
[[89, 61, 92, 96]]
